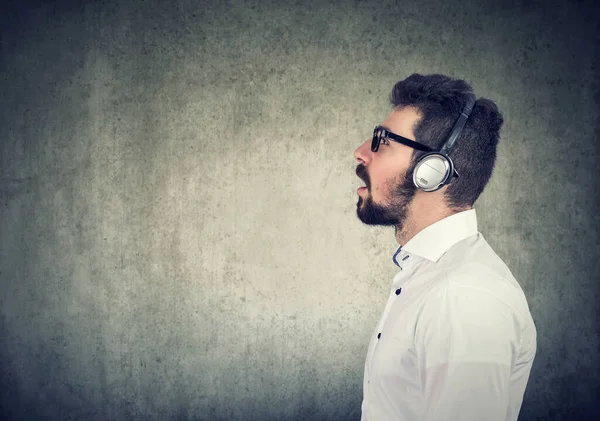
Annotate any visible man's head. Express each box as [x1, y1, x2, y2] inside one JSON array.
[[354, 74, 504, 229]]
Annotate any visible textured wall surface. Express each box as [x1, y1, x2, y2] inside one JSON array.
[[1, 0, 599, 420]]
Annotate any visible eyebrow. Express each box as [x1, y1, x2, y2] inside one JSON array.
[[379, 124, 416, 140], [376, 125, 433, 152], [379, 125, 414, 142]]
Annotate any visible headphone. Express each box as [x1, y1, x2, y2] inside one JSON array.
[[412, 94, 476, 192]]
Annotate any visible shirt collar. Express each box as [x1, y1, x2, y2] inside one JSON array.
[[392, 209, 479, 266]]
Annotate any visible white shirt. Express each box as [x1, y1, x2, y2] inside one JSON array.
[[361, 209, 537, 421]]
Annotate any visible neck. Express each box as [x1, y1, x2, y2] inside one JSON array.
[[394, 192, 471, 246]]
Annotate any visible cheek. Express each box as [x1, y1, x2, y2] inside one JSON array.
[[381, 166, 414, 197], [370, 173, 397, 201], [369, 156, 410, 199]]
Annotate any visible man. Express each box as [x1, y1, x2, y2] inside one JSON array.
[[354, 74, 537, 421]]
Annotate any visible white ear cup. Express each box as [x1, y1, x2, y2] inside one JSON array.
[[412, 154, 451, 192]]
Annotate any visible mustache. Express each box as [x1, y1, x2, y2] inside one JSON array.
[[356, 165, 370, 188]]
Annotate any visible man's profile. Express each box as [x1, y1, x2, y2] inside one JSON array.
[[354, 74, 537, 421]]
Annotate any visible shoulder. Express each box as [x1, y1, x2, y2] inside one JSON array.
[[415, 265, 536, 349], [436, 232, 533, 319]]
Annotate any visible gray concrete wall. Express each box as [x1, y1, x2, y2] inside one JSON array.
[[1, 0, 598, 420]]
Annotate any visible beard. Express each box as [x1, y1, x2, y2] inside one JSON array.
[[356, 164, 417, 230]]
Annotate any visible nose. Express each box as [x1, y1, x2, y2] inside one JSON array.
[[354, 138, 372, 165]]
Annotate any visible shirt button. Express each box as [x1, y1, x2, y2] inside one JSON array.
[[377, 332, 381, 339], [395, 288, 402, 295]]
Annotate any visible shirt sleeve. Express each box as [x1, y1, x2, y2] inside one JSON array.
[[414, 283, 521, 421]]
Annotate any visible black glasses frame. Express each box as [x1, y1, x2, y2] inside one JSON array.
[[371, 126, 460, 178], [371, 126, 432, 153]]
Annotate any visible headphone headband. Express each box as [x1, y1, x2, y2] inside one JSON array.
[[439, 95, 476, 156]]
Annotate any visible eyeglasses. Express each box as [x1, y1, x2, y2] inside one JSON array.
[[371, 125, 433, 153], [371, 125, 460, 178]]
